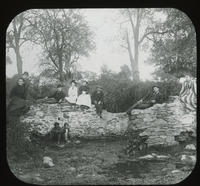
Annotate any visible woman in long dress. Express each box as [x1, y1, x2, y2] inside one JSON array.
[[76, 80, 92, 111], [65, 80, 78, 108], [7, 78, 30, 117]]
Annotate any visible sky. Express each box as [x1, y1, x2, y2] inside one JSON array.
[[6, 9, 156, 81]]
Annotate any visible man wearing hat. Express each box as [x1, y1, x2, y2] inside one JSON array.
[[126, 85, 164, 115], [92, 85, 104, 118]]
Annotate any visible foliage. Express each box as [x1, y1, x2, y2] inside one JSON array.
[[27, 9, 95, 82], [89, 65, 181, 113], [6, 116, 43, 161], [147, 8, 196, 78]]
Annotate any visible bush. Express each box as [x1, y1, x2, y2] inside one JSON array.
[[88, 76, 181, 113], [7, 116, 43, 161]]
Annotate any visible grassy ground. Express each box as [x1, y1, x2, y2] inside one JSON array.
[[7, 139, 195, 185]]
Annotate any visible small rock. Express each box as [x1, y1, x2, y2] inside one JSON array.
[[185, 144, 196, 150], [75, 140, 81, 144], [43, 156, 55, 167], [138, 154, 154, 160], [68, 167, 76, 172], [76, 174, 83, 178], [171, 169, 182, 174], [180, 155, 196, 165]]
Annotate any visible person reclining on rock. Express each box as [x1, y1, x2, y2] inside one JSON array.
[[126, 86, 164, 115], [43, 84, 65, 104]]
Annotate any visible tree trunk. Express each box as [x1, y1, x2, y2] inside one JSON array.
[[15, 46, 23, 75], [58, 55, 64, 83]]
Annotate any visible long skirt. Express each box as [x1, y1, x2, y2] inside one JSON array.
[[7, 97, 28, 116], [65, 96, 77, 104], [76, 94, 92, 108]]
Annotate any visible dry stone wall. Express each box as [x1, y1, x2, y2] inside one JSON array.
[[21, 103, 128, 139], [127, 96, 196, 147]]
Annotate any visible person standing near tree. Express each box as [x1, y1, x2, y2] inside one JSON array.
[[92, 86, 104, 118]]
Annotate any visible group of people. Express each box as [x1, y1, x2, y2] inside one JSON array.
[[44, 79, 104, 118], [7, 71, 164, 119], [7, 75, 105, 119]]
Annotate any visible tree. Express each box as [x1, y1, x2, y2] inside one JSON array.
[[147, 9, 196, 78], [27, 9, 95, 83], [6, 12, 32, 75], [119, 8, 169, 82]]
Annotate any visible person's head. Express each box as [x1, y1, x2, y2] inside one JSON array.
[[54, 122, 60, 128], [152, 86, 160, 94], [71, 80, 76, 87], [64, 122, 69, 128], [57, 84, 63, 91], [22, 72, 29, 80], [17, 78, 25, 86], [82, 80, 88, 86]]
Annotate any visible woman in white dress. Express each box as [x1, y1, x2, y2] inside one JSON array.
[[65, 80, 78, 109], [76, 80, 92, 111]]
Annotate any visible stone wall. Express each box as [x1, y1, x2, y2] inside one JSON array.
[[127, 96, 196, 147], [21, 103, 128, 139]]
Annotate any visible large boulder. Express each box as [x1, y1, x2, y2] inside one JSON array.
[[127, 96, 196, 147], [21, 103, 128, 139]]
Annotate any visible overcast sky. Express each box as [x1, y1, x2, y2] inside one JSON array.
[[6, 9, 155, 81]]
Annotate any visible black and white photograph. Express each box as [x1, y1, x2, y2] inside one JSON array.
[[6, 8, 197, 185]]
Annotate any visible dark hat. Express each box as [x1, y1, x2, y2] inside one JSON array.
[[71, 80, 76, 84], [23, 71, 29, 75], [152, 85, 159, 89]]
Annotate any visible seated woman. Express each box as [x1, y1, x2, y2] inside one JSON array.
[[44, 84, 65, 104], [7, 78, 30, 117], [65, 80, 78, 109], [76, 80, 92, 111]]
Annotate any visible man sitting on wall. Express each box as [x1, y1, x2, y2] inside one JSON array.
[[126, 86, 164, 115], [42, 84, 65, 104]]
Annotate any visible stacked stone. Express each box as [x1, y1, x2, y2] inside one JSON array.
[[21, 102, 128, 138], [127, 96, 196, 147]]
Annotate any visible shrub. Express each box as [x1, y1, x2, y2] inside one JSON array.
[[88, 77, 181, 113]]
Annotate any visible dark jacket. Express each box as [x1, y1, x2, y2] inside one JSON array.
[[10, 85, 26, 99], [78, 85, 90, 95], [142, 91, 164, 104], [48, 90, 65, 102], [92, 90, 104, 103]]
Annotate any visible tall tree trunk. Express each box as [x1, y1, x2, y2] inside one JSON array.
[[133, 35, 140, 82], [126, 32, 135, 80], [15, 46, 23, 75], [58, 55, 64, 83]]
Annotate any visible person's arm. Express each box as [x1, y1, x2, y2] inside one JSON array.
[[141, 91, 152, 103]]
